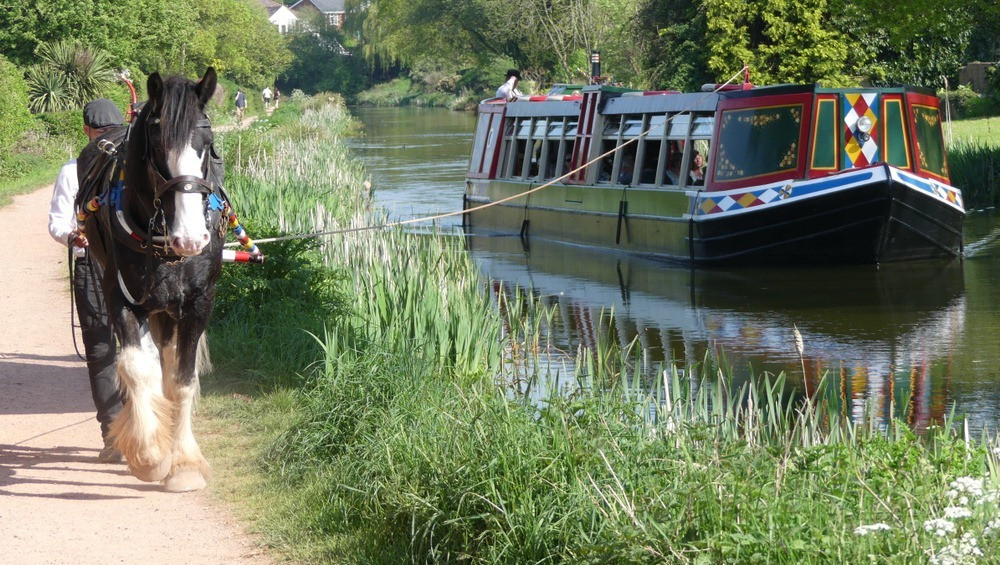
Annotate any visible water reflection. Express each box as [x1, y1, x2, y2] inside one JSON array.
[[468, 233, 975, 430]]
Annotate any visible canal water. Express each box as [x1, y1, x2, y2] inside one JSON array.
[[347, 106, 1000, 432]]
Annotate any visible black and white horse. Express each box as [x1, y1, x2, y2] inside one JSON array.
[[81, 68, 224, 492]]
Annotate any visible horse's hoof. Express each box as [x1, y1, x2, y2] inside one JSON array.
[[163, 469, 207, 493], [128, 456, 172, 482]]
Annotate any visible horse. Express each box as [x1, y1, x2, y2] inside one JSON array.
[[79, 67, 225, 492]]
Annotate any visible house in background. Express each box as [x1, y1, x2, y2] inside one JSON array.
[[260, 0, 298, 34], [290, 0, 346, 29]]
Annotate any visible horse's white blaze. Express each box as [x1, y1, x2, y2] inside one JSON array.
[[168, 139, 210, 256]]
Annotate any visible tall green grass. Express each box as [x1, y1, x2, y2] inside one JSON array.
[[950, 142, 1000, 210], [204, 97, 1000, 563]]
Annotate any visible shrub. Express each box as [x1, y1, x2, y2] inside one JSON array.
[[938, 86, 997, 120], [0, 55, 34, 153], [34, 110, 86, 146]]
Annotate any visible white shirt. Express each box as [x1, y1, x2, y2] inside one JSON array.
[[495, 77, 522, 101], [48, 159, 85, 258], [262, 87, 272, 99]]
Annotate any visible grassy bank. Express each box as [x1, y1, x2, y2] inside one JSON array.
[[197, 97, 1000, 563], [354, 77, 480, 110]]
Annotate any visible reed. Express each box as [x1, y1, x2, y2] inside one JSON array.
[[203, 96, 1000, 563], [948, 141, 1000, 210]]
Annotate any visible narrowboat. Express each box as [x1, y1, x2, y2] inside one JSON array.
[[462, 82, 965, 265]]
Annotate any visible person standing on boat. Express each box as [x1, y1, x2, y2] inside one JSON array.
[[496, 69, 523, 101]]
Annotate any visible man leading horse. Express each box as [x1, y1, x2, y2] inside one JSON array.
[[48, 98, 127, 464]]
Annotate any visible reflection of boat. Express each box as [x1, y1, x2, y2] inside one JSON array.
[[468, 234, 966, 427], [464, 82, 964, 265]]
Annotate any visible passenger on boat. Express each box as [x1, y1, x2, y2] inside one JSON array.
[[689, 151, 705, 185], [618, 152, 636, 184], [665, 152, 683, 185], [496, 69, 523, 102]]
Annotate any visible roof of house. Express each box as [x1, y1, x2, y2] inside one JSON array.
[[290, 0, 346, 13], [259, 0, 284, 16]]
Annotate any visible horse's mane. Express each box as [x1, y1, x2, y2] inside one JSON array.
[[156, 76, 202, 151]]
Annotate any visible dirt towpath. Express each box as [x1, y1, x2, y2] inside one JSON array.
[[0, 186, 270, 564]]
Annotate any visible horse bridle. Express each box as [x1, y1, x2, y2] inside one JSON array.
[[145, 117, 217, 204]]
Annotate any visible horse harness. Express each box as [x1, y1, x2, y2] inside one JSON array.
[[77, 116, 228, 305]]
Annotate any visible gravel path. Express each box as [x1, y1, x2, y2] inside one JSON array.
[[0, 186, 270, 564]]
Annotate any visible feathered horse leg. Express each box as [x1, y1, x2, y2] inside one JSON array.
[[156, 313, 212, 492], [107, 303, 174, 482]]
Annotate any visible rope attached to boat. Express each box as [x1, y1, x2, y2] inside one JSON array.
[[232, 65, 752, 248]]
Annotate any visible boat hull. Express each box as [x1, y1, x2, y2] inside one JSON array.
[[464, 164, 964, 266]]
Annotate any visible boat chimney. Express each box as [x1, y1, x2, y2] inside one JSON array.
[[591, 50, 601, 85]]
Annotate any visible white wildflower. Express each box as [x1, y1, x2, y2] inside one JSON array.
[[976, 490, 1000, 505], [944, 506, 973, 519], [854, 523, 892, 536], [984, 519, 1000, 536], [929, 533, 984, 564], [924, 518, 957, 537], [949, 477, 984, 498]]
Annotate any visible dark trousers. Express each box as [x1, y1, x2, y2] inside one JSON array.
[[73, 254, 123, 439]]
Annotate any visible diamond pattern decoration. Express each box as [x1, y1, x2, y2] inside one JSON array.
[[843, 93, 879, 168]]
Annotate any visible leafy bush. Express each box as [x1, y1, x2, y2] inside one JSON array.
[[938, 86, 997, 120], [0, 55, 34, 154], [986, 63, 1000, 97], [34, 110, 87, 146]]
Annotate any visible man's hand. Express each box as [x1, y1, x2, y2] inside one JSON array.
[[69, 229, 89, 248]]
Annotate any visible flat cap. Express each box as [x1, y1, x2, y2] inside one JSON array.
[[83, 99, 124, 129]]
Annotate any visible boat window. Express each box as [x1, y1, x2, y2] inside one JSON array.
[[688, 140, 709, 186], [691, 115, 714, 137], [565, 119, 578, 137], [597, 116, 622, 183], [504, 118, 516, 137], [622, 114, 644, 138], [617, 144, 637, 184], [547, 119, 564, 138], [713, 104, 804, 181], [810, 97, 838, 171], [647, 115, 666, 138], [883, 98, 910, 169], [557, 140, 576, 179], [665, 142, 684, 186], [516, 118, 533, 138], [669, 114, 690, 139], [603, 115, 623, 136], [638, 139, 661, 184], [533, 119, 548, 139], [510, 139, 527, 177], [912, 105, 948, 179]]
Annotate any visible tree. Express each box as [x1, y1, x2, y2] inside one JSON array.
[[706, 0, 851, 86], [635, 0, 714, 91], [27, 40, 119, 112], [185, 0, 292, 87], [280, 23, 369, 95], [0, 54, 34, 153], [0, 1, 292, 87]]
